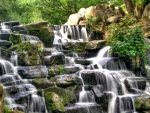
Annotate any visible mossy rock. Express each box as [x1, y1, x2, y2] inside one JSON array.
[[9, 32, 22, 45], [9, 41, 31, 53], [32, 78, 55, 89], [45, 91, 65, 113], [38, 27, 54, 47], [45, 86, 69, 105], [135, 96, 150, 111], [18, 52, 40, 66], [64, 42, 87, 53], [24, 21, 48, 31]]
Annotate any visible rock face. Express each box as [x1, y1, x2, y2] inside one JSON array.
[[32, 78, 55, 89], [66, 4, 124, 25], [38, 27, 54, 47], [86, 40, 106, 50], [43, 52, 66, 66], [44, 86, 77, 113], [135, 96, 150, 112], [17, 66, 48, 79]]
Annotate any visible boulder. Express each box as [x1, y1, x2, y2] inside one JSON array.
[[86, 40, 106, 50], [24, 21, 48, 31], [44, 86, 77, 112], [85, 6, 96, 19], [63, 42, 87, 53], [135, 95, 150, 112], [141, 3, 150, 25], [42, 48, 57, 56], [48, 65, 81, 76], [38, 27, 54, 47], [67, 13, 83, 25], [43, 52, 66, 66], [0, 47, 11, 60], [18, 51, 40, 66], [78, 8, 86, 17], [54, 74, 82, 87], [17, 66, 48, 79], [32, 78, 55, 89], [124, 77, 147, 91], [75, 58, 92, 65], [0, 40, 12, 48]]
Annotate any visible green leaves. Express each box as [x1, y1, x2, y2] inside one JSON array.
[[107, 16, 149, 65]]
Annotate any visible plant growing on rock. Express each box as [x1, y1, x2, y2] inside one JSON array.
[[107, 16, 149, 65]]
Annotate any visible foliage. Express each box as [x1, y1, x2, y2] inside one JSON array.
[[9, 41, 31, 52], [4, 106, 10, 113], [107, 16, 149, 65], [9, 32, 22, 45], [59, 64, 64, 75]]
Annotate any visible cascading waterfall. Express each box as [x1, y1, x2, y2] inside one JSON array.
[[0, 60, 47, 113]]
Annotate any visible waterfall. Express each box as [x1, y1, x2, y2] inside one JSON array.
[[0, 60, 47, 113]]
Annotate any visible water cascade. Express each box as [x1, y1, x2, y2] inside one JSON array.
[[0, 60, 47, 113]]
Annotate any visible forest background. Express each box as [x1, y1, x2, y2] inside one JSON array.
[[0, 0, 149, 25]]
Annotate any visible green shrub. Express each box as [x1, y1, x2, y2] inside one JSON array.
[[4, 106, 10, 113], [107, 16, 149, 65]]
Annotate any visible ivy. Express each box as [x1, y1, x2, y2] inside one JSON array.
[[107, 16, 149, 65]]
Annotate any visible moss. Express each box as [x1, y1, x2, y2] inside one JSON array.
[[62, 94, 69, 104], [60, 102, 65, 111], [67, 42, 87, 53], [9, 32, 22, 45], [38, 27, 54, 47], [9, 41, 31, 52]]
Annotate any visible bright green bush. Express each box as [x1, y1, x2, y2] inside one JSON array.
[[107, 16, 149, 65]]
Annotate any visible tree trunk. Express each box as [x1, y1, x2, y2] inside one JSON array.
[[123, 0, 134, 14]]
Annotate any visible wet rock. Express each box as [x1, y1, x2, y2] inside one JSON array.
[[42, 48, 57, 56], [32, 78, 55, 89], [48, 65, 81, 76], [135, 95, 150, 112], [54, 74, 82, 87], [24, 21, 48, 31], [75, 58, 92, 65], [38, 27, 54, 47], [45, 86, 77, 113], [17, 66, 48, 79], [63, 42, 87, 53], [18, 52, 40, 66], [43, 52, 66, 66], [124, 77, 147, 91], [0, 47, 11, 60], [1, 21, 20, 27], [86, 40, 106, 50], [0, 33, 10, 41], [0, 40, 12, 48]]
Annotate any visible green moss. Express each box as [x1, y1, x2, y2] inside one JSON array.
[[4, 106, 10, 113], [51, 102, 58, 110], [62, 94, 69, 104], [9, 32, 22, 45], [60, 102, 65, 111], [9, 41, 31, 52]]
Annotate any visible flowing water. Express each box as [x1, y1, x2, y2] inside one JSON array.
[[0, 60, 47, 113]]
